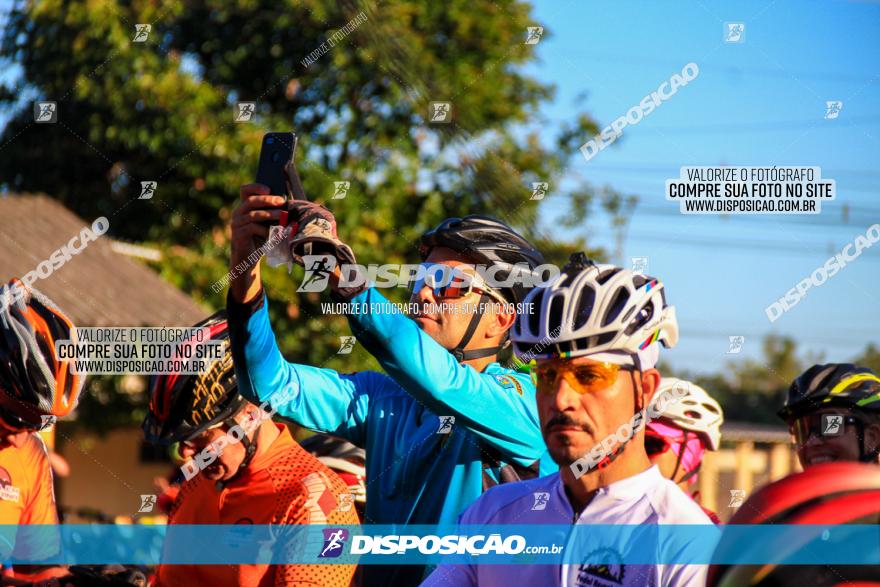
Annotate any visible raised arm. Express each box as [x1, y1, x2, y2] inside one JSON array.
[[226, 291, 372, 445]]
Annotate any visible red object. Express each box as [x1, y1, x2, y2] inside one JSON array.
[[707, 462, 880, 587], [726, 461, 880, 525]]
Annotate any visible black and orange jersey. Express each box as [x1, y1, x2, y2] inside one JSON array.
[[157, 424, 358, 587]]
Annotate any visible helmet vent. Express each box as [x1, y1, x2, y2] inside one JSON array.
[[529, 289, 545, 334], [601, 286, 630, 327], [624, 301, 655, 336], [549, 294, 565, 333], [573, 286, 596, 330], [596, 268, 622, 286]]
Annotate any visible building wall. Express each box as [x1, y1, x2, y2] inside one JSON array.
[[699, 440, 801, 521], [56, 428, 172, 518]]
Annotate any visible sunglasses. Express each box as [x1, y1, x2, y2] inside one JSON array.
[[789, 413, 861, 445], [410, 264, 506, 303], [533, 361, 634, 395], [0, 403, 54, 432]]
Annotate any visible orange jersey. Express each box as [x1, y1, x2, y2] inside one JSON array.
[[0, 433, 61, 567], [157, 425, 358, 587]]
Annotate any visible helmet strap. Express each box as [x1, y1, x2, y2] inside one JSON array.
[[678, 462, 701, 485], [671, 431, 690, 482], [451, 293, 503, 362], [215, 416, 259, 491]]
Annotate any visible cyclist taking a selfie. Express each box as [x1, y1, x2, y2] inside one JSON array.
[[227, 186, 552, 585]]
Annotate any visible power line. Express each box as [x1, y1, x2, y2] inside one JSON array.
[[605, 231, 880, 258], [571, 52, 880, 85], [639, 116, 880, 135]]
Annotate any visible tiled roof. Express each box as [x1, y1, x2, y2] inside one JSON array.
[[0, 194, 208, 326]]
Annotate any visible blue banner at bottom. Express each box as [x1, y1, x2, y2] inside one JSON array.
[[2, 524, 879, 566]]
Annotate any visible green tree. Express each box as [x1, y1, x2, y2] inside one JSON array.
[[668, 334, 811, 425], [854, 343, 880, 373], [1, 0, 608, 429]]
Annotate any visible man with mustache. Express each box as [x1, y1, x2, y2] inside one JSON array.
[[227, 188, 553, 585], [423, 254, 715, 587]]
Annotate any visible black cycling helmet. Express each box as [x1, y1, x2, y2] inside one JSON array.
[[419, 215, 545, 306], [142, 311, 247, 445], [419, 215, 546, 362], [778, 363, 880, 421]]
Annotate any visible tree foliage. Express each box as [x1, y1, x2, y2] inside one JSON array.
[[1, 0, 604, 430]]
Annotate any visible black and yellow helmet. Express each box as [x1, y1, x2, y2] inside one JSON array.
[[778, 363, 880, 421], [142, 311, 245, 445]]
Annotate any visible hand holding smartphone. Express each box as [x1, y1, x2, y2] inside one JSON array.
[[252, 132, 307, 248]]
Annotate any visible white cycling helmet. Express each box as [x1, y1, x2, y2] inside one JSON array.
[[512, 253, 679, 368], [654, 377, 724, 450]]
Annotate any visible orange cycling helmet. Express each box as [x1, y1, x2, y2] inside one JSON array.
[[0, 278, 84, 429]]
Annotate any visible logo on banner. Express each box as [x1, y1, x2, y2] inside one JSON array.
[[319, 528, 349, 558]]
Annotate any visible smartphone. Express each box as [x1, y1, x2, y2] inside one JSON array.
[[256, 132, 299, 199]]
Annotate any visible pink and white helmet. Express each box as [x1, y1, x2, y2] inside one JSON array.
[[652, 378, 724, 451]]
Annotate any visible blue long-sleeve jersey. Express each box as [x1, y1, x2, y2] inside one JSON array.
[[227, 287, 551, 531]]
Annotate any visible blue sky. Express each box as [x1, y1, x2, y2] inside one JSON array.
[[1, 0, 876, 375], [526, 0, 880, 373]]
